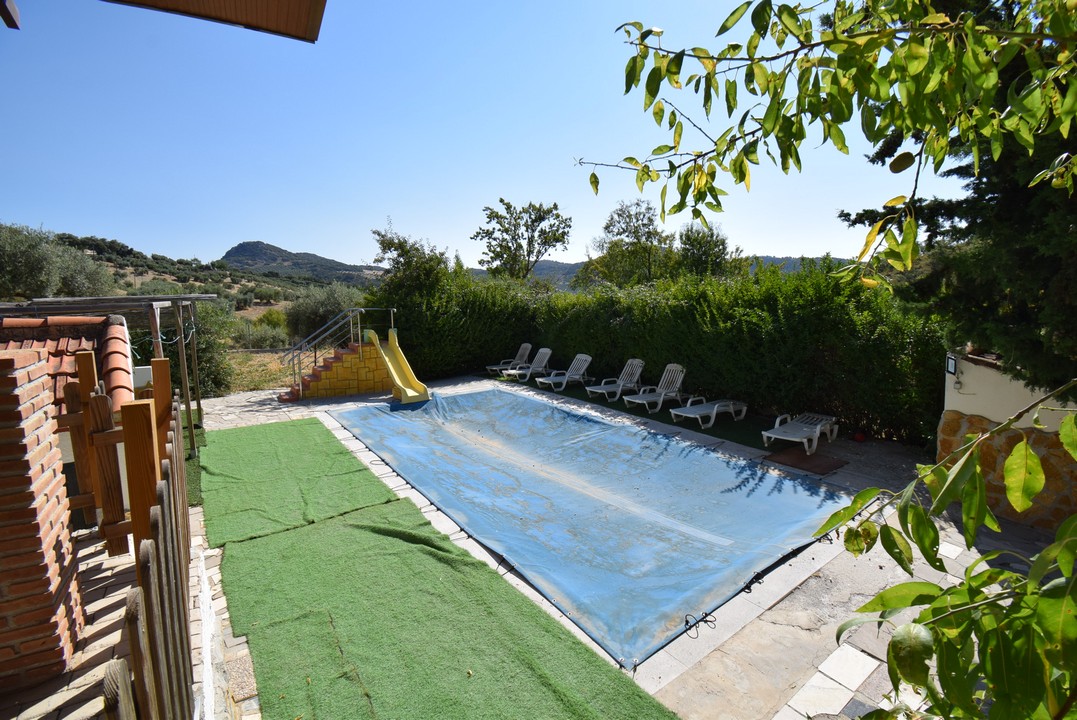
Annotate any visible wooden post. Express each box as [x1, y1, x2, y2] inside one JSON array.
[[88, 394, 128, 556], [150, 358, 171, 463], [148, 506, 188, 720], [61, 383, 97, 525], [124, 588, 162, 720], [162, 456, 190, 579], [74, 350, 98, 407], [74, 351, 102, 509], [121, 400, 160, 565], [138, 539, 177, 719], [148, 305, 164, 359], [101, 659, 137, 720], [153, 486, 193, 718], [172, 302, 198, 459], [167, 395, 191, 567], [188, 301, 204, 425]]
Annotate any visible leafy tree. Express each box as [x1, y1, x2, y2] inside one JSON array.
[[53, 245, 116, 297], [829, 8, 1077, 396], [234, 292, 254, 311], [675, 222, 751, 279], [370, 224, 452, 302], [285, 282, 365, 341], [471, 198, 572, 280], [0, 223, 114, 299], [842, 131, 1077, 396], [128, 300, 235, 398], [586, 0, 1077, 286], [588, 2, 1077, 717], [0, 224, 57, 300], [55, 232, 151, 266], [589, 200, 677, 287], [253, 285, 282, 304]]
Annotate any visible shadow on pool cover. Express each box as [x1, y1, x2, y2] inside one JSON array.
[[332, 388, 850, 667]]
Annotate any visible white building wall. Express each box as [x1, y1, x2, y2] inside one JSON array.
[[945, 355, 1074, 432]]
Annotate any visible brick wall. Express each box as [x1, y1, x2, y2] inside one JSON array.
[[0, 350, 84, 691]]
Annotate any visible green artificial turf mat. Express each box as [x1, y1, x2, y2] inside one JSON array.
[[200, 418, 394, 546], [221, 500, 677, 720]]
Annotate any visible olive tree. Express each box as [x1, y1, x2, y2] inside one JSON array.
[[0, 223, 115, 300]]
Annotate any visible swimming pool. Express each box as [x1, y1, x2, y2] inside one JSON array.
[[332, 388, 850, 666]]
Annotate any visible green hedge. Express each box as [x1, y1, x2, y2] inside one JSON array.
[[372, 276, 539, 379], [377, 262, 946, 444]]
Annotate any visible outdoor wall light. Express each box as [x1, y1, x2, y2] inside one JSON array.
[[946, 354, 963, 390]]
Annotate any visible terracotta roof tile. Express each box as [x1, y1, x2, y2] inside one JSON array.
[[56, 354, 78, 377], [102, 352, 129, 375], [104, 324, 127, 342], [0, 315, 135, 414]]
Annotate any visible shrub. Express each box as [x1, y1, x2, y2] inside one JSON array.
[[255, 308, 287, 329], [286, 283, 366, 341], [244, 324, 289, 349], [130, 301, 235, 399]]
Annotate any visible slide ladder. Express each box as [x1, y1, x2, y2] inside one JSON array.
[[363, 328, 430, 404]]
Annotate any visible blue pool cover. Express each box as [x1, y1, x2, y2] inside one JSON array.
[[332, 389, 849, 666]]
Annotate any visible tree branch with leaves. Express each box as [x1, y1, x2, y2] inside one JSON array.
[[583, 0, 1077, 287], [581, 2, 1077, 715], [815, 381, 1077, 718]]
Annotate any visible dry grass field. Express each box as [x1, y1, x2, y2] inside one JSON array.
[[228, 350, 294, 392]]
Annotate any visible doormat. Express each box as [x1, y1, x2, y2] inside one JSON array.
[[764, 446, 847, 475]]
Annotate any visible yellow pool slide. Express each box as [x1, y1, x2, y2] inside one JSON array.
[[363, 328, 430, 404]]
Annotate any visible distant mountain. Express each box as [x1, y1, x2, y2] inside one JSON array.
[[532, 259, 587, 287], [754, 256, 805, 272], [221, 241, 384, 285], [468, 259, 586, 290], [219, 242, 825, 291]]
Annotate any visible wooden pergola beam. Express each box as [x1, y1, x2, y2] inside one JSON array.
[[1, 0, 20, 29]]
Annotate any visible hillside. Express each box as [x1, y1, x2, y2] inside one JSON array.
[[222, 241, 384, 286], [469, 259, 585, 289]]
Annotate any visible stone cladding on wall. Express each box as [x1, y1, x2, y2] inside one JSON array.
[[937, 409, 1075, 530]]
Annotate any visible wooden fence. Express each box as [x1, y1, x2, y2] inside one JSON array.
[[57, 354, 194, 719]]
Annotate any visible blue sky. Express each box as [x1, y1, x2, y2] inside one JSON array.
[[1, 1, 961, 268]]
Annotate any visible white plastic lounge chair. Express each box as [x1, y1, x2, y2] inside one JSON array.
[[761, 413, 839, 455], [623, 363, 687, 414], [535, 353, 592, 392], [501, 347, 552, 382], [669, 396, 747, 429], [487, 343, 531, 376], [585, 358, 644, 401]]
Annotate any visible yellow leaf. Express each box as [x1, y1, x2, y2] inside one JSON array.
[[858, 218, 886, 262], [921, 13, 951, 24], [884, 195, 908, 207]]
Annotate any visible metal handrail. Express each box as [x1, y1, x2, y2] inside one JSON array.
[[282, 308, 396, 397]]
